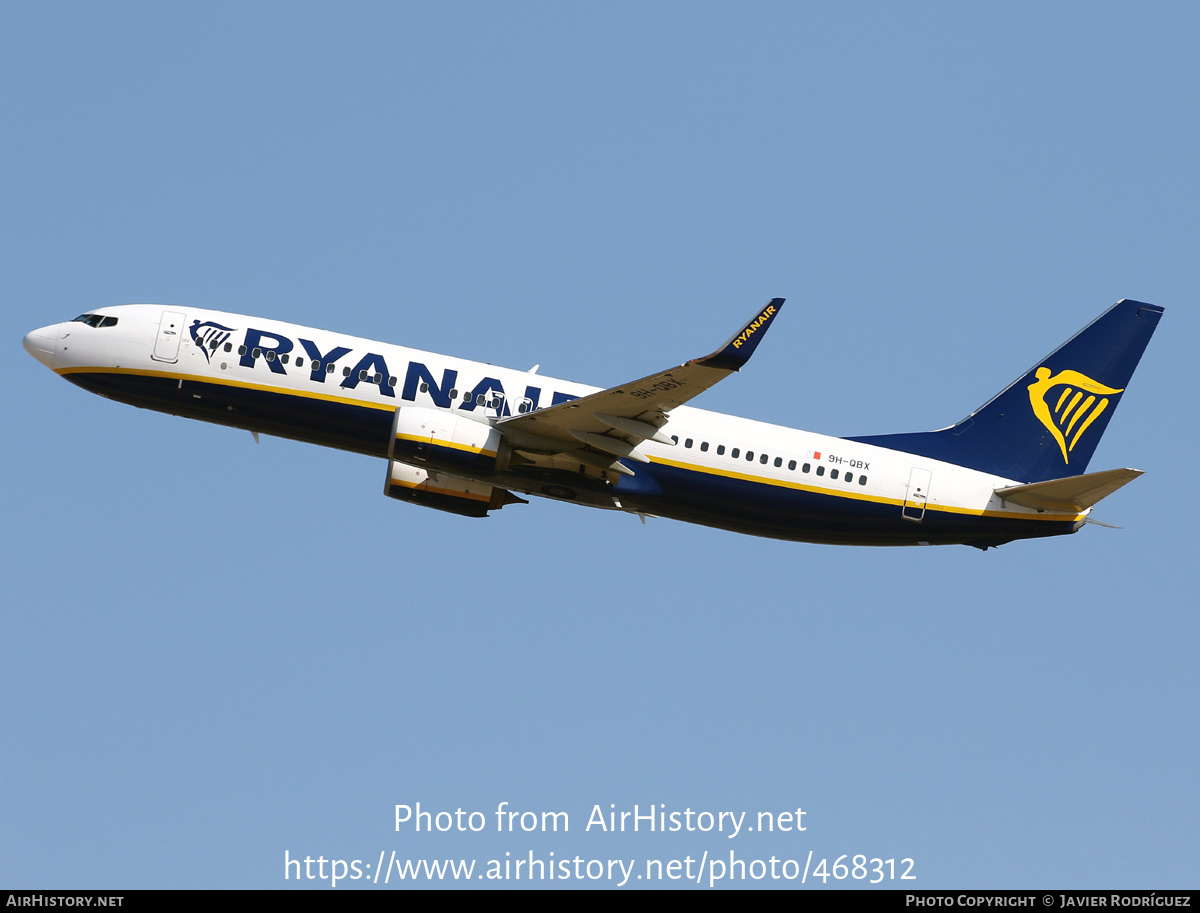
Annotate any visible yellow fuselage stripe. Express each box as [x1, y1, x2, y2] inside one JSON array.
[[648, 456, 1080, 523], [58, 364, 400, 413], [63, 366, 1079, 524]]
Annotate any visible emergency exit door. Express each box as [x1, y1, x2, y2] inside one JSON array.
[[902, 467, 933, 521]]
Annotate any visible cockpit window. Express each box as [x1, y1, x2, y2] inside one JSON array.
[[71, 314, 118, 328]]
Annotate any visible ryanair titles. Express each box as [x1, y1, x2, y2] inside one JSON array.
[[199, 321, 578, 415]]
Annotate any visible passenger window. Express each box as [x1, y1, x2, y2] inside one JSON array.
[[746, 451, 754, 461], [239, 345, 247, 355], [760, 453, 768, 464], [343, 367, 351, 377], [816, 465, 825, 476], [831, 469, 839, 480], [859, 476, 867, 486], [295, 357, 304, 368], [388, 376, 397, 387], [477, 394, 486, 405], [359, 370, 368, 380], [774, 457, 782, 467], [326, 363, 335, 374], [280, 353, 289, 364], [731, 448, 740, 459], [845, 472, 853, 483], [252, 348, 262, 358], [802, 462, 810, 473], [671, 435, 678, 444], [420, 382, 429, 393], [717, 445, 725, 455], [450, 389, 458, 399], [788, 460, 796, 470], [685, 438, 693, 448], [700, 441, 709, 452], [224, 343, 232, 353]]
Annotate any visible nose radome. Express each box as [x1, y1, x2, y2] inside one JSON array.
[[23, 325, 58, 369]]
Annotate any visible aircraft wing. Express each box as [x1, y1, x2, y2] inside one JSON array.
[[496, 299, 784, 469]]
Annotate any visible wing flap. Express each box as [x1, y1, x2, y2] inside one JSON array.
[[594, 413, 675, 444], [994, 467, 1143, 513]]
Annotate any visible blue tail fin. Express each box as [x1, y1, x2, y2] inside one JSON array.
[[847, 299, 1164, 483]]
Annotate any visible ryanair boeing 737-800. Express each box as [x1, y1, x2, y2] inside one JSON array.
[[23, 298, 1162, 548]]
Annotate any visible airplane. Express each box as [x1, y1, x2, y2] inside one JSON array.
[[23, 297, 1162, 549]]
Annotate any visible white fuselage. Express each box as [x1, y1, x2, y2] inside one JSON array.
[[24, 304, 1085, 547]]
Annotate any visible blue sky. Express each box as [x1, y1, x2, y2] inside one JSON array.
[[2, 2, 1196, 889]]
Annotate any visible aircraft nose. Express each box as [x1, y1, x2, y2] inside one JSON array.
[[23, 325, 58, 369]]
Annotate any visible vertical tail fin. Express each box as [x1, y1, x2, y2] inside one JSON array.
[[848, 299, 1164, 482]]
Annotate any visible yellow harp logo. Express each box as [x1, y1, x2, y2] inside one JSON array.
[[1027, 367, 1124, 464]]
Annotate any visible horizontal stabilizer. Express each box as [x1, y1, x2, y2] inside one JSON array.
[[994, 467, 1143, 513]]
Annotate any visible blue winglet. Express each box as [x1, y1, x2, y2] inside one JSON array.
[[697, 298, 785, 370]]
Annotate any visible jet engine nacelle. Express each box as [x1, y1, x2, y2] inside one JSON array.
[[384, 461, 526, 518], [389, 405, 512, 476]]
